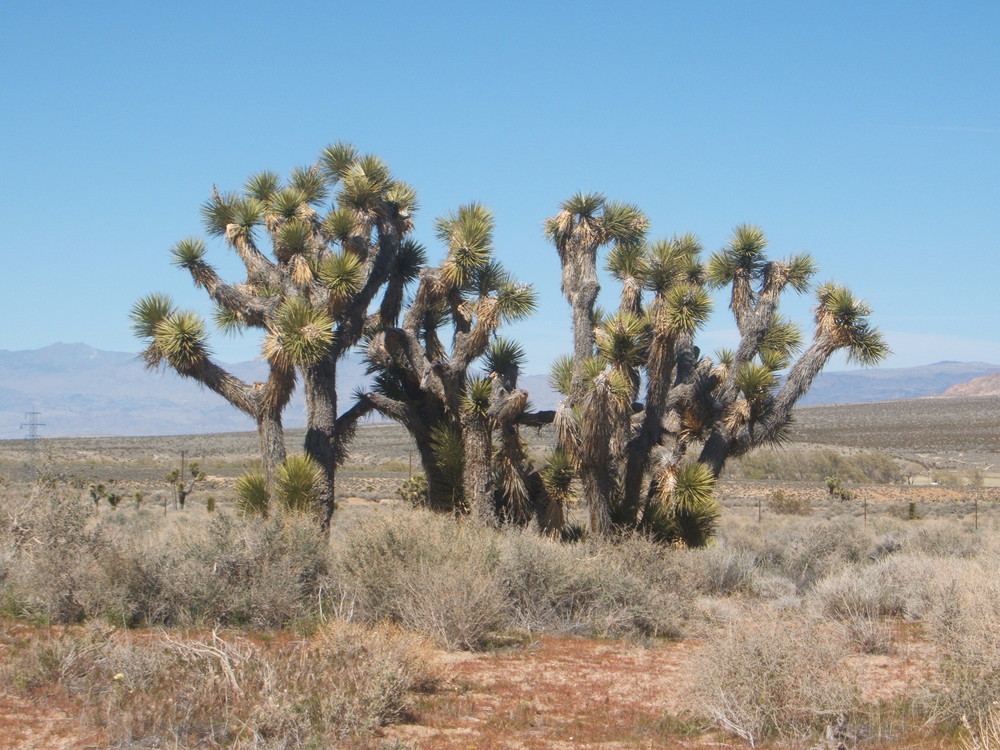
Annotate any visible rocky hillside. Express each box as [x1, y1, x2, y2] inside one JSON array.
[[941, 371, 1000, 397]]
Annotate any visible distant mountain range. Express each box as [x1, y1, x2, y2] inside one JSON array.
[[792, 360, 1000, 406], [1, 344, 998, 439]]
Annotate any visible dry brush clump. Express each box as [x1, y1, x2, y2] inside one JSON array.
[[0, 487, 334, 629], [690, 611, 857, 746], [16, 479, 1000, 747], [923, 556, 1000, 727], [1, 620, 436, 748], [330, 508, 700, 646]]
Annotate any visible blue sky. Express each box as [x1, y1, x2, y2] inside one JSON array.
[[2, 0, 998, 375]]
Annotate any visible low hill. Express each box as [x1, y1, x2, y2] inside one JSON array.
[[941, 371, 1000, 397]]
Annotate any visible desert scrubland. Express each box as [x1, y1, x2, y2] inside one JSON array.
[[1, 396, 999, 748]]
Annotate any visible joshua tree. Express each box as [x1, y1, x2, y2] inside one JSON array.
[[548, 195, 888, 539], [165, 461, 206, 510], [357, 203, 541, 524], [134, 144, 418, 528]]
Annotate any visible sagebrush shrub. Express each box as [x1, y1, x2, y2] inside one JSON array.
[[333, 510, 507, 649], [925, 565, 1000, 725], [1, 489, 97, 623], [691, 610, 856, 745]]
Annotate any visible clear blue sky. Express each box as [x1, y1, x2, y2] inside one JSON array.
[[2, 0, 998, 374]]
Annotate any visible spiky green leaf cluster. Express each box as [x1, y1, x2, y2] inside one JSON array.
[[669, 462, 720, 547], [212, 304, 246, 336], [268, 187, 308, 221], [318, 252, 364, 299], [495, 283, 537, 324], [549, 355, 574, 396], [646, 235, 704, 293], [783, 253, 818, 293], [319, 142, 359, 183], [601, 201, 648, 248], [244, 171, 280, 201], [735, 362, 777, 403], [234, 455, 324, 517], [289, 165, 329, 205], [462, 376, 493, 418], [274, 219, 312, 261], [706, 223, 769, 287], [429, 420, 465, 509], [171, 238, 207, 269], [201, 192, 239, 237], [438, 203, 494, 287], [156, 310, 209, 367], [323, 206, 359, 244], [643, 462, 719, 547], [484, 338, 526, 378], [658, 285, 713, 336], [338, 155, 391, 211], [561, 191, 605, 218], [235, 471, 270, 516], [607, 243, 649, 283], [130, 293, 174, 339], [395, 239, 428, 283], [760, 314, 803, 366], [814, 282, 890, 365], [275, 454, 324, 513], [268, 298, 334, 366], [540, 449, 574, 495], [384, 180, 418, 213], [595, 312, 648, 369]]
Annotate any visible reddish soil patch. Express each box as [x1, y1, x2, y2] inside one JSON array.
[[383, 636, 710, 749], [0, 692, 104, 750]]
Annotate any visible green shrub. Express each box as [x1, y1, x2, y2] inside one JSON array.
[[396, 473, 428, 507]]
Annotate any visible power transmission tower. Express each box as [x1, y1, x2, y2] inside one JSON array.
[[20, 411, 45, 480], [21, 411, 44, 443]]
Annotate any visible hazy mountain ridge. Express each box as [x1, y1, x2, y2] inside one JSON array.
[[793, 360, 1000, 405], [1, 344, 998, 439]]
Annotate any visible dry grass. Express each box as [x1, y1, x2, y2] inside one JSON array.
[[1, 619, 437, 748]]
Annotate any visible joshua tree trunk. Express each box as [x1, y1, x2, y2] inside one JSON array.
[[304, 354, 339, 530], [563, 256, 600, 404], [462, 411, 496, 526], [257, 410, 287, 487]]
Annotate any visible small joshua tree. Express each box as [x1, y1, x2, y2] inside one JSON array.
[[235, 454, 324, 518], [88, 483, 106, 508], [165, 461, 206, 510]]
